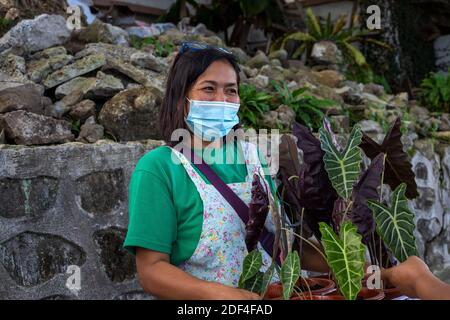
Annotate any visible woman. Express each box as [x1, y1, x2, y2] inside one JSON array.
[[123, 42, 327, 300]]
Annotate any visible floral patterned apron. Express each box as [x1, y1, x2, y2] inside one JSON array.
[[168, 140, 278, 287]]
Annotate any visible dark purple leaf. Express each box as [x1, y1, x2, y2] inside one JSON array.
[[276, 134, 313, 241], [292, 122, 338, 239], [359, 117, 418, 199], [246, 174, 270, 252], [348, 153, 394, 268], [349, 153, 385, 243]]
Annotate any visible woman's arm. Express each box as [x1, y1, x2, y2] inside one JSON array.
[[136, 248, 261, 300], [381, 256, 450, 300], [299, 239, 330, 273]]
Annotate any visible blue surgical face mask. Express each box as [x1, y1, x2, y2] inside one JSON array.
[[185, 98, 240, 141]]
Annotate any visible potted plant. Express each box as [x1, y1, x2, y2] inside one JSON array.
[[259, 117, 420, 300]]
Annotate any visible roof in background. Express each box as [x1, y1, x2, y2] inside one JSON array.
[[92, 0, 176, 15]]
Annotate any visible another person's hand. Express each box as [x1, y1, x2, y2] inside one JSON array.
[[381, 256, 430, 298], [381, 256, 450, 300]]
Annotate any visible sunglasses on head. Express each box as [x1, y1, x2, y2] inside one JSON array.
[[179, 41, 232, 55]]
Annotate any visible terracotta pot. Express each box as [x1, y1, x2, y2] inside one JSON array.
[[264, 277, 336, 300], [314, 287, 385, 300], [291, 294, 345, 300]]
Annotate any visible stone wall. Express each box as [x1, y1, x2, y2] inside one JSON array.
[[0, 139, 162, 299], [0, 138, 449, 299], [411, 141, 450, 277]]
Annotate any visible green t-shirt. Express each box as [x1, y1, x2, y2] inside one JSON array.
[[123, 140, 277, 266]]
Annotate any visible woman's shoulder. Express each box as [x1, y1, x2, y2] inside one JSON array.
[[134, 145, 176, 174]]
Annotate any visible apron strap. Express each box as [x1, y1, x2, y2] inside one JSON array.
[[189, 148, 281, 266]]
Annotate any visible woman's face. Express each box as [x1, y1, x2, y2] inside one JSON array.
[[185, 59, 239, 114]]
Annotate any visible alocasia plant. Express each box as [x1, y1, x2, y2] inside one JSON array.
[[292, 122, 338, 239], [280, 251, 301, 300], [319, 124, 363, 201], [359, 117, 418, 199], [245, 174, 270, 252], [367, 183, 418, 262], [319, 221, 366, 300], [348, 153, 394, 267]]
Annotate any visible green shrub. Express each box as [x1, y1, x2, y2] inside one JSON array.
[[271, 81, 336, 131], [238, 83, 273, 128], [420, 70, 450, 113], [129, 36, 174, 57]]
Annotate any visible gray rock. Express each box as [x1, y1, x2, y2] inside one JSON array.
[[312, 69, 345, 88], [359, 119, 383, 135], [86, 71, 124, 100], [79, 20, 129, 46], [0, 53, 26, 75], [4, 7, 19, 20], [0, 53, 31, 89], [0, 84, 51, 115], [311, 41, 343, 66], [0, 14, 71, 54], [259, 65, 284, 82], [229, 47, 250, 64], [361, 92, 388, 107], [30, 46, 67, 60], [74, 43, 141, 63], [268, 49, 288, 61], [0, 128, 5, 144], [261, 105, 295, 130], [98, 87, 163, 141], [363, 83, 385, 97], [126, 83, 143, 90], [242, 66, 258, 78], [388, 92, 409, 109], [51, 89, 85, 118], [439, 114, 450, 131], [27, 54, 74, 83], [341, 81, 365, 105], [270, 59, 282, 67], [76, 116, 104, 143], [330, 115, 350, 133], [157, 28, 186, 45], [250, 74, 269, 88], [103, 57, 157, 86], [44, 54, 106, 89], [55, 77, 97, 99], [246, 51, 270, 69], [286, 59, 305, 70], [410, 105, 430, 120], [130, 52, 166, 73], [69, 100, 96, 122], [2, 110, 74, 145]]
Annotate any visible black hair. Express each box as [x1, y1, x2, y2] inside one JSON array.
[[159, 47, 241, 146]]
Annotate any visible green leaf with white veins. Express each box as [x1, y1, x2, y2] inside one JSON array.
[[320, 124, 363, 200], [319, 222, 366, 300], [238, 250, 263, 288], [368, 183, 418, 262], [280, 251, 300, 300]]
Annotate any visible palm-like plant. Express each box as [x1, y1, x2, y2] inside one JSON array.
[[271, 81, 336, 131], [238, 83, 273, 128], [275, 8, 389, 67]]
